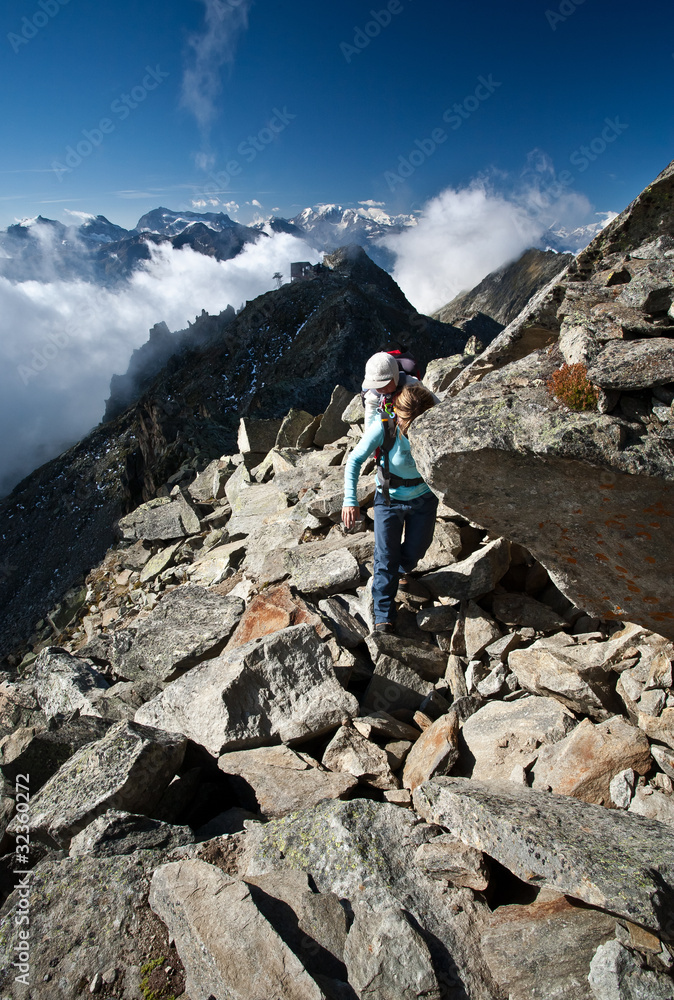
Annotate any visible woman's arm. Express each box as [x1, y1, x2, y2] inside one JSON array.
[[342, 419, 384, 509]]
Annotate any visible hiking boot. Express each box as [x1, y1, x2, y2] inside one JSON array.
[[373, 622, 395, 634]]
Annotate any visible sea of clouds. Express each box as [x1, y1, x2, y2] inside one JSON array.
[[0, 231, 319, 497]]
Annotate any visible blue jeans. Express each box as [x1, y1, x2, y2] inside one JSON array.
[[372, 489, 438, 624]]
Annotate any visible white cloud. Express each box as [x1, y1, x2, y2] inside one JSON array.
[[194, 151, 216, 172], [0, 232, 320, 497], [381, 182, 544, 314], [181, 0, 252, 133], [359, 200, 385, 208], [251, 199, 262, 208], [599, 210, 619, 229], [63, 210, 96, 223]]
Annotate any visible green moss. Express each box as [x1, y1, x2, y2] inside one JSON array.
[[140, 956, 176, 1000]]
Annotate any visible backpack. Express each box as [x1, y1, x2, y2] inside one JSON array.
[[374, 395, 422, 505], [383, 346, 421, 380]]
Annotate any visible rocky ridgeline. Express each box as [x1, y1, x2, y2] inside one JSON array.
[[412, 159, 674, 640], [0, 364, 673, 1000]]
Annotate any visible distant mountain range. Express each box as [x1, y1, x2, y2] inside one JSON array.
[[0, 203, 603, 285]]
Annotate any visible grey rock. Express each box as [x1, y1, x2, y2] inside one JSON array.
[[587, 338, 674, 390], [69, 809, 194, 857], [482, 894, 616, 1000], [421, 538, 511, 601], [342, 394, 365, 424], [491, 593, 569, 632], [414, 520, 463, 573], [638, 709, 674, 750], [530, 716, 652, 805], [0, 851, 176, 1000], [7, 719, 186, 847], [188, 457, 233, 503], [135, 624, 358, 755], [509, 638, 618, 719], [117, 494, 201, 542], [323, 724, 398, 790], [414, 834, 490, 890], [31, 646, 109, 720], [459, 696, 577, 781], [187, 538, 247, 585], [464, 602, 502, 660], [244, 869, 349, 985], [344, 904, 441, 1000], [414, 776, 674, 938], [237, 416, 284, 454], [351, 712, 421, 743], [241, 798, 503, 1000], [476, 661, 508, 698], [288, 546, 362, 598], [366, 632, 447, 681], [610, 768, 637, 809], [423, 355, 468, 393], [276, 409, 318, 448], [362, 633, 446, 714], [218, 744, 358, 817], [640, 688, 667, 716], [226, 481, 290, 538], [139, 540, 181, 584], [629, 787, 674, 828], [652, 744, 674, 781], [319, 596, 369, 648], [588, 939, 674, 1000], [416, 605, 459, 633], [314, 385, 355, 447], [0, 678, 45, 740], [0, 716, 110, 791], [304, 468, 376, 519], [98, 585, 244, 683], [149, 860, 325, 1000]]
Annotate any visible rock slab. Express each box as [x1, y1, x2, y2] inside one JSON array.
[[135, 624, 358, 755], [414, 776, 674, 939]]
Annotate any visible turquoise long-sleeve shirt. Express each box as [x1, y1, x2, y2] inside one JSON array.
[[343, 418, 430, 507]]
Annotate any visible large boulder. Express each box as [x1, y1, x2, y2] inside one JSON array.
[[410, 160, 674, 638], [85, 585, 245, 682], [135, 625, 358, 755], [218, 744, 357, 817], [241, 798, 504, 1000], [0, 850, 183, 1000], [149, 860, 328, 1000], [6, 720, 186, 847], [414, 776, 674, 939]]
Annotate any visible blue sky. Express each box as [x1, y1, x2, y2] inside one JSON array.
[[1, 0, 672, 231]]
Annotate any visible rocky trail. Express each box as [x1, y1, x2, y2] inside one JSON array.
[[0, 160, 674, 1000]]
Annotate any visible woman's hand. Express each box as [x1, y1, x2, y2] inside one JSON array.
[[341, 506, 360, 530]]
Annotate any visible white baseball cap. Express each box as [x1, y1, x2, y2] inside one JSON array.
[[362, 352, 400, 390]]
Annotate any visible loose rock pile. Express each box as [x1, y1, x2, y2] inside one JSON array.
[[0, 381, 673, 1000]]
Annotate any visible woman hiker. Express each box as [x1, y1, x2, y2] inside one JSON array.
[[341, 382, 438, 634]]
